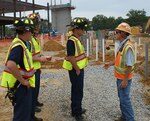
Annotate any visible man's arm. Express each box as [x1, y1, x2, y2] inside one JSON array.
[[7, 46, 30, 88], [33, 56, 50, 62], [67, 40, 80, 75], [7, 60, 30, 88]]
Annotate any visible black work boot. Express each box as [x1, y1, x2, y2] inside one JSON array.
[[115, 116, 125, 121], [33, 116, 43, 121], [36, 101, 44, 107], [81, 108, 86, 114], [35, 107, 41, 113], [74, 115, 84, 121]]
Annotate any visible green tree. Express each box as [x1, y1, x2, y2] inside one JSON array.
[[106, 16, 116, 30], [92, 15, 108, 30], [126, 9, 148, 28], [115, 17, 124, 25]]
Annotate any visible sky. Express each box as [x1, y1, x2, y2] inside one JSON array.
[[22, 0, 150, 21]]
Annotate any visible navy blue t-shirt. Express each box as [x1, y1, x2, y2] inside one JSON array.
[[7, 40, 29, 70], [67, 40, 75, 56]]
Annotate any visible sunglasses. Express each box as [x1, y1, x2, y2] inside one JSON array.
[[115, 31, 122, 34]]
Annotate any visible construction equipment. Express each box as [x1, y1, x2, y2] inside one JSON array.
[[145, 18, 150, 33]]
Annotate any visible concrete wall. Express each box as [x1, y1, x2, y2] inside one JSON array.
[[51, 8, 72, 34]]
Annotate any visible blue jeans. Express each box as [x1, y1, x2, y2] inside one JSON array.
[[116, 79, 134, 121]]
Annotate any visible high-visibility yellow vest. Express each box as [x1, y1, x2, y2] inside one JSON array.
[[114, 40, 135, 80], [63, 36, 88, 70], [1, 38, 35, 88], [30, 36, 41, 70]]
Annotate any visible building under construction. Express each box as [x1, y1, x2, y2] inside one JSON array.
[[0, 0, 75, 39]]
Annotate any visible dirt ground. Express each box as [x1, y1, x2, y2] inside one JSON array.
[[0, 36, 150, 121]]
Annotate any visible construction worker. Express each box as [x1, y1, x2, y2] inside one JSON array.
[[63, 17, 88, 121], [1, 17, 36, 121], [27, 12, 51, 118], [103, 22, 135, 121]]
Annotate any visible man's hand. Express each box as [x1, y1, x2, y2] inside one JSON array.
[[76, 68, 80, 76], [103, 62, 111, 69], [40, 56, 48, 62], [46, 56, 52, 61], [21, 79, 30, 88], [120, 79, 128, 88]]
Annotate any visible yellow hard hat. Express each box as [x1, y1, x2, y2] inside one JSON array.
[[67, 17, 88, 30], [116, 22, 132, 34], [14, 17, 34, 32], [27, 12, 41, 31]]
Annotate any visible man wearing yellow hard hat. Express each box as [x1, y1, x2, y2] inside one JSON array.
[[104, 22, 135, 121]]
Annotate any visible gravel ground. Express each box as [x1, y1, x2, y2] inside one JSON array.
[[37, 65, 150, 121]]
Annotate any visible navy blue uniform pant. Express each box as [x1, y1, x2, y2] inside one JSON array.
[[13, 85, 32, 121], [68, 69, 84, 116], [31, 69, 41, 118]]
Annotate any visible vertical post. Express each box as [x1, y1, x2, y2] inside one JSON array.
[[134, 42, 137, 63], [47, 2, 50, 36], [51, 0, 52, 6], [0, 26, 2, 40], [61, 33, 65, 46], [96, 39, 99, 61], [89, 34, 92, 54], [40, 34, 44, 54], [145, 42, 149, 80], [54, 0, 56, 5], [32, 0, 35, 13], [3, 25, 5, 39], [19, 11, 21, 18], [13, 0, 16, 20], [102, 38, 105, 62], [139, 37, 141, 46], [86, 38, 89, 57], [115, 41, 119, 58], [70, 0, 72, 5], [2, 8, 5, 16]]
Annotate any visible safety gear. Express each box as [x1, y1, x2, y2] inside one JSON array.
[[14, 17, 34, 33], [63, 36, 88, 70], [5, 83, 16, 106], [67, 17, 88, 30], [1, 38, 35, 88], [30, 36, 41, 70], [27, 12, 41, 32], [114, 40, 135, 80], [116, 22, 132, 34]]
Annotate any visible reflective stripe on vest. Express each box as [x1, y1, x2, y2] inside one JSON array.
[[62, 36, 88, 70], [32, 52, 41, 58], [1, 38, 35, 88], [4, 66, 35, 78], [114, 41, 135, 79], [65, 53, 86, 62], [31, 36, 41, 69]]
